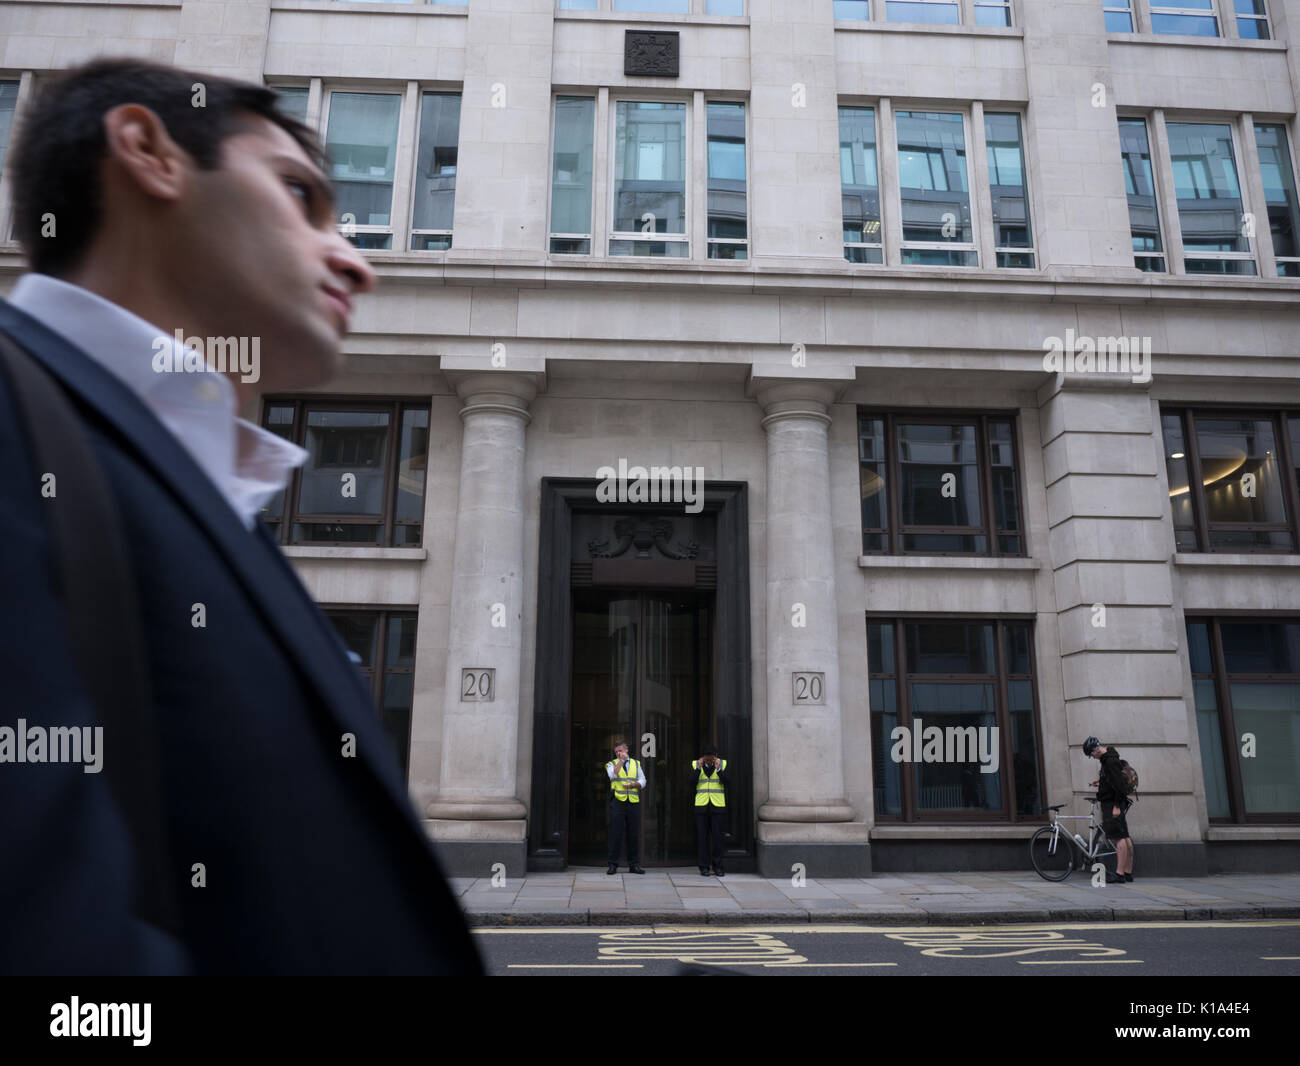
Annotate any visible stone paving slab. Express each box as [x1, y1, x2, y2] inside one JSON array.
[[452, 868, 1300, 926]]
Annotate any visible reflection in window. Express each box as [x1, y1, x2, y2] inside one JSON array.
[[612, 101, 687, 257], [1119, 118, 1165, 272], [886, 0, 959, 24], [551, 97, 595, 255], [840, 106, 882, 263], [973, 0, 1011, 25], [1254, 123, 1300, 277], [1149, 0, 1219, 36], [895, 111, 976, 266], [706, 102, 747, 259], [1167, 121, 1255, 275], [325, 92, 401, 251], [985, 112, 1034, 268], [1187, 618, 1300, 821], [1233, 0, 1270, 39], [1103, 0, 1134, 31], [411, 92, 461, 251], [273, 86, 309, 126]]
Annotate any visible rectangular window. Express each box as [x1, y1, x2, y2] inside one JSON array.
[[613, 0, 690, 11], [834, 0, 871, 16], [840, 106, 882, 264], [611, 100, 688, 257], [260, 400, 430, 547], [324, 92, 402, 250], [1149, 1, 1219, 36], [706, 102, 747, 259], [1187, 618, 1300, 823], [869, 618, 1044, 822], [327, 610, 418, 781], [886, 1, 960, 24], [1103, 0, 1134, 31], [1233, 0, 1270, 39], [550, 97, 596, 254], [895, 110, 977, 266], [1254, 123, 1300, 277], [1162, 408, 1300, 552], [273, 86, 309, 126], [706, 0, 744, 12], [984, 112, 1034, 268], [1166, 121, 1255, 275], [1118, 118, 1166, 272], [858, 411, 1024, 555], [973, 1, 1012, 25], [411, 92, 462, 251]]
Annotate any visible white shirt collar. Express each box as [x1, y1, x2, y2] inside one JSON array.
[[8, 273, 308, 530]]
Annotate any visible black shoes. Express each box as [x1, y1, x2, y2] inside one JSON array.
[[629, 864, 646, 875], [699, 866, 710, 876], [607, 864, 617, 875], [1104, 871, 1126, 885], [713, 865, 726, 877], [1123, 872, 1134, 883]]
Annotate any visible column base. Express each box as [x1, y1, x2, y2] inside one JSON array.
[[424, 818, 527, 878], [756, 841, 872, 878]]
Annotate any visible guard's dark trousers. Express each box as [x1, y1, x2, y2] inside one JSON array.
[[608, 799, 641, 866], [695, 809, 726, 869]]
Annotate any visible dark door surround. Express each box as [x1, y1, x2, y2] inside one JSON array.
[[528, 478, 753, 870]]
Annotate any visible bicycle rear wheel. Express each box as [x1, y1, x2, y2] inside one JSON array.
[[1029, 826, 1074, 882]]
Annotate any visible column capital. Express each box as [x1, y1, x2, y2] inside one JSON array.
[[747, 369, 852, 428], [441, 367, 546, 423]]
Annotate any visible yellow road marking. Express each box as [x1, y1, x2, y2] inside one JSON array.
[[475, 919, 1300, 935], [1019, 959, 1144, 965], [507, 964, 643, 969], [1260, 956, 1300, 960]]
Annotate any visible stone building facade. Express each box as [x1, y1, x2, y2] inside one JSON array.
[[2, 0, 1298, 877]]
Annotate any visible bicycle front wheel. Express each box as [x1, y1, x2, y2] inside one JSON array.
[[1029, 826, 1074, 882]]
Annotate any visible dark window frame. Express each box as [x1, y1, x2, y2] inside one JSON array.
[[858, 408, 1027, 557], [1187, 613, 1300, 825], [260, 396, 430, 547], [867, 614, 1046, 824], [323, 605, 419, 782], [1162, 406, 1300, 554]]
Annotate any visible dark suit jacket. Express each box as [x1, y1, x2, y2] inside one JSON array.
[[0, 299, 482, 975]]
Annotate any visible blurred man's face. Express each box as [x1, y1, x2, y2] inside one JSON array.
[[172, 116, 374, 395]]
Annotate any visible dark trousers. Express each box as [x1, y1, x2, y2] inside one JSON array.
[[695, 807, 726, 869], [608, 798, 641, 865]]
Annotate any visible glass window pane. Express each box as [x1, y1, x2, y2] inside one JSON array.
[[985, 113, 1032, 254], [988, 420, 1022, 539], [868, 622, 895, 675], [260, 404, 297, 523], [706, 0, 744, 12], [328, 611, 379, 670], [326, 93, 401, 229], [1150, 0, 1219, 36], [1162, 412, 1195, 535], [1254, 124, 1299, 262], [898, 422, 984, 530], [909, 682, 1002, 812], [1231, 683, 1300, 814], [1167, 122, 1250, 262], [1004, 623, 1031, 675], [974, 2, 1011, 27], [1194, 679, 1231, 819], [274, 86, 309, 126], [834, 0, 871, 16], [886, 1, 960, 24], [1008, 678, 1042, 816], [613, 0, 689, 12], [614, 101, 686, 243], [552, 96, 595, 245], [1220, 621, 1300, 674], [396, 408, 428, 527], [906, 622, 995, 674], [840, 107, 881, 251], [411, 92, 461, 236], [298, 410, 390, 516], [1119, 118, 1164, 257], [1193, 417, 1290, 536], [1186, 620, 1213, 674], [707, 101, 746, 247], [896, 111, 973, 251], [870, 678, 901, 815], [859, 414, 888, 548]]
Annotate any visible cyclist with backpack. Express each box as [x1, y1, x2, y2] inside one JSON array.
[[1084, 737, 1136, 884]]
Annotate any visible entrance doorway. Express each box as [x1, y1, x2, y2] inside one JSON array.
[[568, 589, 714, 864]]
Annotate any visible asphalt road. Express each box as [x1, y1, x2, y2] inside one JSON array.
[[476, 919, 1300, 977]]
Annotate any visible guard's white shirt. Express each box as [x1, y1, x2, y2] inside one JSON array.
[[9, 274, 308, 530]]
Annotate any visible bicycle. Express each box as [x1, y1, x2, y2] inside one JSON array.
[[1028, 798, 1119, 882]]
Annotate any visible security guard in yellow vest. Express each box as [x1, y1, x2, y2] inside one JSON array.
[[605, 741, 645, 875], [692, 748, 729, 876]]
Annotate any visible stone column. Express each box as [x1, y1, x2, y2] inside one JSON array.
[[751, 375, 869, 877], [425, 369, 540, 877]]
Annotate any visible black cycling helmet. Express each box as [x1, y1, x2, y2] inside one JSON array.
[[1082, 736, 1101, 756]]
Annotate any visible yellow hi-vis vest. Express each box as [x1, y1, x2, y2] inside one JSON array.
[[608, 758, 641, 803], [692, 759, 727, 807]]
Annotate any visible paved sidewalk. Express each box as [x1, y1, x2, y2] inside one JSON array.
[[452, 868, 1300, 926]]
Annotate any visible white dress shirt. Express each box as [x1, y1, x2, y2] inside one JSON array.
[[7, 274, 308, 531]]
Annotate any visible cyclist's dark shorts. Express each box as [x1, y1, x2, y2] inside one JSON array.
[[1102, 805, 1130, 841]]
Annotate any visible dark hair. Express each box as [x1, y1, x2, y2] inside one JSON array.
[[7, 58, 326, 277]]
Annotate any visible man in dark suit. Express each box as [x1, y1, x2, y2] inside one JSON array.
[[0, 59, 482, 974]]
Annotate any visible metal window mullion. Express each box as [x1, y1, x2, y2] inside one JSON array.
[[977, 415, 997, 553], [887, 413, 903, 553], [1182, 410, 1211, 552]]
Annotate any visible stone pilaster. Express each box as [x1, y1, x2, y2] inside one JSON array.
[[751, 374, 870, 877]]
